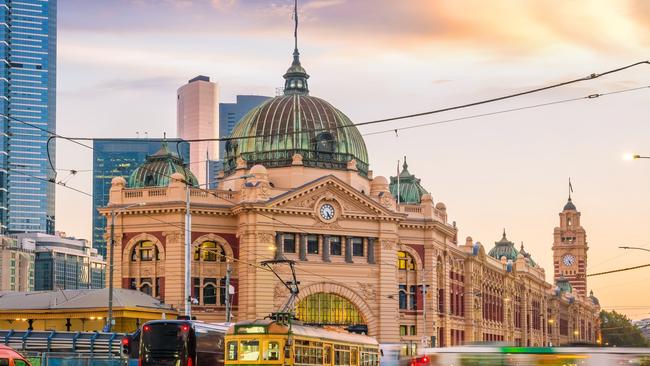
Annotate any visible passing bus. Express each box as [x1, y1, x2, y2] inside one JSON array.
[[139, 320, 229, 366], [225, 319, 380, 366]]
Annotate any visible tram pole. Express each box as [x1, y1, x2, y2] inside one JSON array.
[[185, 182, 192, 318], [225, 263, 232, 322]]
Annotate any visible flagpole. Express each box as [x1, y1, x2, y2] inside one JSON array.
[[396, 159, 400, 205]]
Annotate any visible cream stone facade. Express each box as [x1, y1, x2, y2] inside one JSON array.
[[102, 42, 600, 353]]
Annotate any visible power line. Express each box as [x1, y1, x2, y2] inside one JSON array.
[[58, 61, 650, 145], [587, 263, 650, 277], [362, 85, 649, 137]]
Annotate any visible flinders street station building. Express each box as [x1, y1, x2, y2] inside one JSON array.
[[101, 46, 601, 353]]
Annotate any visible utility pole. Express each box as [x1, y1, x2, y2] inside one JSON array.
[[225, 263, 232, 323], [185, 183, 192, 318], [107, 211, 116, 332]]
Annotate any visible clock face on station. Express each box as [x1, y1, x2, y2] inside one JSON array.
[[319, 203, 336, 221], [562, 254, 576, 266]]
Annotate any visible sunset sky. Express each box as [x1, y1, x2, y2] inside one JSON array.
[[55, 0, 650, 318]]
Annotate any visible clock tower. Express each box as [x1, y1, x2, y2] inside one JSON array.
[[552, 196, 588, 296]]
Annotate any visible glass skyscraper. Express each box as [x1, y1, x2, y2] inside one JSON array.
[[218, 95, 270, 158], [92, 139, 189, 257], [0, 1, 57, 234]]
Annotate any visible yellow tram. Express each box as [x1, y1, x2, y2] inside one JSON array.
[[225, 319, 380, 366]]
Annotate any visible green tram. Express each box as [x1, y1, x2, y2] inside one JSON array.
[[225, 319, 379, 366]]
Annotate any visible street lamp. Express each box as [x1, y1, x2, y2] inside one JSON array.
[[107, 202, 145, 332], [623, 153, 650, 160], [619, 246, 650, 253]]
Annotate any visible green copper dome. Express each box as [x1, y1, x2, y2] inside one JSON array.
[[519, 243, 538, 267], [488, 230, 519, 261], [128, 142, 197, 188], [556, 276, 573, 294], [389, 158, 428, 204], [223, 56, 368, 177]]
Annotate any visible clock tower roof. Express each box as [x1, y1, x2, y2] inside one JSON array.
[[563, 197, 577, 211]]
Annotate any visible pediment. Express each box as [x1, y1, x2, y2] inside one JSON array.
[[267, 175, 399, 219]]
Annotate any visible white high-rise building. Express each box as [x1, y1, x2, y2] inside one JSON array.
[[177, 75, 219, 186]]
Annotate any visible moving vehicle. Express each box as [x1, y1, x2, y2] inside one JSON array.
[[225, 319, 379, 366], [0, 345, 31, 366], [420, 345, 650, 366], [139, 320, 229, 366]]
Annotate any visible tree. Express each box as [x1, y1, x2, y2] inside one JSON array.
[[600, 310, 650, 347]]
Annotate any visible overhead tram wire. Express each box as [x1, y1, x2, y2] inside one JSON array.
[[57, 61, 650, 147], [362, 85, 650, 137]]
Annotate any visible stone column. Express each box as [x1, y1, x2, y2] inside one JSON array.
[[345, 236, 353, 263], [322, 235, 331, 262], [367, 238, 375, 264], [299, 234, 307, 261], [275, 232, 284, 260]]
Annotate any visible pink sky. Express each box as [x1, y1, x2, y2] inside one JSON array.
[[55, 0, 650, 318]]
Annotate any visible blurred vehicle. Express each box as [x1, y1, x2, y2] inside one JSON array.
[[139, 320, 229, 366], [0, 345, 31, 366], [420, 346, 650, 366], [380, 343, 401, 366]]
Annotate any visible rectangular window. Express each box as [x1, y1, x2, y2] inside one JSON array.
[[283, 234, 296, 253], [400, 325, 407, 336], [330, 236, 342, 256], [307, 235, 319, 254], [264, 341, 281, 361], [240, 340, 260, 361], [410, 325, 417, 336], [399, 285, 407, 310], [352, 238, 364, 256], [409, 285, 417, 310], [227, 341, 238, 360]]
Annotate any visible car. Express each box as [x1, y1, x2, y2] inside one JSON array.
[[0, 345, 31, 366]]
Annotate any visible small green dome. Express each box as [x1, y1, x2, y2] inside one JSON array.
[[389, 158, 428, 204], [519, 243, 538, 267], [556, 276, 573, 293], [488, 230, 519, 261], [589, 290, 600, 305], [128, 142, 197, 188]]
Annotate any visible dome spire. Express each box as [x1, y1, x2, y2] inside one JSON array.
[[283, 0, 310, 95]]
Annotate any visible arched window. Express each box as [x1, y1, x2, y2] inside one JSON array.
[[131, 241, 158, 262], [140, 283, 152, 296], [296, 293, 364, 326], [194, 241, 226, 262], [203, 283, 217, 305], [397, 251, 415, 270]]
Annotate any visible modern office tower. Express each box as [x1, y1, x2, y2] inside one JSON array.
[[177, 76, 219, 186], [218, 95, 270, 158], [0, 235, 34, 291], [92, 138, 188, 257], [14, 232, 105, 291], [0, 1, 57, 234]]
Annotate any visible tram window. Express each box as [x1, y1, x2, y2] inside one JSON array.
[[227, 341, 238, 361], [351, 348, 358, 366], [0, 359, 8, 366], [265, 341, 280, 361], [324, 345, 333, 365], [240, 340, 260, 361]]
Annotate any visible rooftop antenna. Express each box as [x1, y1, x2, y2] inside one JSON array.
[[293, 0, 298, 57]]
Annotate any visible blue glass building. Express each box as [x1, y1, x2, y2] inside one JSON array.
[[0, 0, 57, 234], [209, 95, 270, 184], [93, 139, 189, 257], [218, 95, 270, 158]]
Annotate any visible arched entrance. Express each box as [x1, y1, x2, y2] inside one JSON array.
[[296, 292, 367, 333]]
